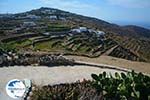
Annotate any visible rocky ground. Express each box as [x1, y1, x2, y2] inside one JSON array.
[[0, 51, 74, 67]]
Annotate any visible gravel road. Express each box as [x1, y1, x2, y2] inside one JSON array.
[[0, 65, 125, 100]]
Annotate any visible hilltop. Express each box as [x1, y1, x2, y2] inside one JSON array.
[[0, 7, 150, 62]]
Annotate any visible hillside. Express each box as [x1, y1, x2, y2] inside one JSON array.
[[1, 7, 150, 38], [0, 7, 150, 62]]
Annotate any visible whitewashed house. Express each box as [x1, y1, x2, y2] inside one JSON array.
[[97, 31, 105, 35], [71, 29, 81, 33], [79, 27, 88, 32], [26, 14, 41, 19], [71, 27, 88, 33], [23, 22, 36, 27], [49, 15, 57, 20], [42, 32, 50, 36], [96, 31, 105, 37], [41, 9, 56, 14]]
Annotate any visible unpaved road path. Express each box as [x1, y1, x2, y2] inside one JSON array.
[[66, 55, 150, 74], [0, 64, 125, 100]]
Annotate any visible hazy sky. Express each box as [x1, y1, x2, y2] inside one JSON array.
[[0, 0, 150, 28]]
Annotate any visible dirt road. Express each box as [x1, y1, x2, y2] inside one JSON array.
[[0, 65, 125, 100], [66, 55, 150, 74]]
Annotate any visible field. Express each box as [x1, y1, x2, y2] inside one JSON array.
[[2, 30, 143, 63], [107, 33, 150, 62]]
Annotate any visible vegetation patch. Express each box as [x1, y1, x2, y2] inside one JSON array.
[[46, 24, 71, 32], [30, 71, 150, 100], [0, 43, 16, 52], [91, 71, 150, 100], [34, 39, 64, 52], [30, 80, 98, 100]]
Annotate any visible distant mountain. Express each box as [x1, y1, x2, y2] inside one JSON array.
[[122, 25, 150, 38], [11, 7, 150, 39]]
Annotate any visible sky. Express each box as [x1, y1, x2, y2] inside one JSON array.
[[0, 0, 150, 29]]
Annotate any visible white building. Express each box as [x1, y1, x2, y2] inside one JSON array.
[[71, 27, 88, 33], [42, 32, 50, 36], [41, 10, 56, 14], [49, 15, 57, 20], [79, 27, 88, 32], [96, 31, 105, 37], [71, 29, 81, 33], [23, 22, 36, 27], [97, 31, 105, 35], [26, 15, 41, 19]]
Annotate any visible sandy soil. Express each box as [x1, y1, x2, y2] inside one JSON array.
[[0, 65, 124, 100], [66, 55, 150, 74]]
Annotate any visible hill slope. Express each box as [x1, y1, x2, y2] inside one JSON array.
[[0, 7, 150, 62]]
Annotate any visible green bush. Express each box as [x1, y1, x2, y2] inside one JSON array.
[[91, 71, 150, 100], [46, 24, 70, 32], [30, 71, 150, 100], [0, 43, 16, 52]]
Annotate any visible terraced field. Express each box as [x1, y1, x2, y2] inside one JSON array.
[[106, 33, 150, 62], [0, 31, 143, 62], [108, 46, 141, 61], [34, 38, 65, 52]]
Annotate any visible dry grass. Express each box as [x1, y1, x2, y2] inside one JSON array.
[[30, 80, 102, 100]]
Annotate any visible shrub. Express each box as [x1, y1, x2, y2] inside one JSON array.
[[30, 80, 102, 100], [91, 71, 150, 100], [29, 71, 150, 100]]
